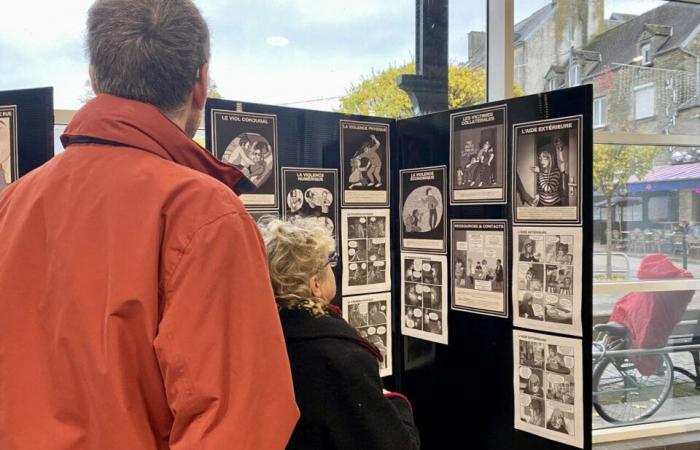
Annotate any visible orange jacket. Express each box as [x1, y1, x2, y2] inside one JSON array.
[[0, 95, 299, 449]]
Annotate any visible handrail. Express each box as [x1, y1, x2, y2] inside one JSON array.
[[593, 343, 700, 358]]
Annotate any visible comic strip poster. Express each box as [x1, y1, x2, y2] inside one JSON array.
[[401, 252, 448, 345], [339, 120, 390, 207], [449, 105, 507, 204], [512, 227, 583, 337], [282, 167, 338, 243], [513, 116, 582, 224], [210, 109, 279, 208], [248, 210, 279, 227], [513, 330, 583, 448], [342, 292, 393, 378], [0, 106, 18, 193], [450, 220, 508, 318], [341, 209, 391, 294], [400, 166, 447, 253]]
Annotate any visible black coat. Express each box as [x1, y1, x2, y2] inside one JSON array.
[[279, 307, 420, 450]]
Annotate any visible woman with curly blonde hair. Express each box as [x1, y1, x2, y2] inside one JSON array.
[[260, 218, 420, 450]]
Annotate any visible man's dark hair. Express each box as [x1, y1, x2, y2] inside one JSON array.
[[87, 0, 210, 114]]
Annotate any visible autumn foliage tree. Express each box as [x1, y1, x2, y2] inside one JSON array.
[[338, 62, 522, 118], [594, 144, 658, 278]]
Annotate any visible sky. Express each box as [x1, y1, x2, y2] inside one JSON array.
[[0, 0, 669, 112]]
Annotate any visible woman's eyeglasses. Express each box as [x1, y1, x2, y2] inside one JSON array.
[[325, 251, 339, 268]]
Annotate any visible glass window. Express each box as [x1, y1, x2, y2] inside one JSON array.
[[647, 194, 672, 222], [593, 97, 607, 128], [569, 64, 580, 87], [512, 0, 699, 136], [593, 142, 700, 430], [621, 200, 642, 221], [0, 1, 421, 116], [634, 83, 655, 120], [641, 43, 652, 65]]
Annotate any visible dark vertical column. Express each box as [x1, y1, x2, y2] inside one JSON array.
[[398, 0, 449, 115]]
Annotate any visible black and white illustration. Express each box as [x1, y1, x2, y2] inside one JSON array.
[[248, 210, 280, 226], [514, 330, 583, 448], [451, 220, 508, 317], [513, 227, 582, 336], [513, 116, 582, 224], [0, 106, 18, 193], [282, 167, 338, 243], [400, 166, 447, 253], [210, 109, 279, 208], [341, 209, 390, 294], [401, 253, 448, 345], [339, 120, 390, 206], [342, 292, 392, 378], [449, 104, 507, 204]]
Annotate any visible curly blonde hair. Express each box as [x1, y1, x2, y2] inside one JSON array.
[[259, 218, 335, 317]]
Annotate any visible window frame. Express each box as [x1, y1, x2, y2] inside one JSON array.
[[641, 42, 652, 65], [489, 1, 698, 442], [633, 82, 655, 120], [52, 3, 700, 442], [593, 96, 607, 129], [569, 63, 580, 87]]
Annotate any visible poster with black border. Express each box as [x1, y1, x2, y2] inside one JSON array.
[[248, 210, 279, 226], [513, 329, 584, 449], [0, 105, 18, 193], [450, 219, 508, 318], [449, 104, 507, 204], [512, 116, 582, 224], [342, 291, 393, 378], [339, 120, 390, 207], [341, 209, 391, 294], [401, 252, 448, 345], [282, 167, 339, 244], [400, 166, 447, 253], [210, 109, 279, 209], [512, 226, 583, 337]]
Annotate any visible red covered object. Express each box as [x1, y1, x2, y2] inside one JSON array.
[[609, 254, 694, 375]]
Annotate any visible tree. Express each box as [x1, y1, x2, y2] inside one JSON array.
[[79, 80, 96, 104], [79, 77, 223, 104], [208, 76, 222, 99], [338, 62, 523, 118], [593, 144, 658, 278]]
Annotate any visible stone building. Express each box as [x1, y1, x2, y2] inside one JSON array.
[[569, 2, 700, 137], [467, 1, 700, 240], [467, 0, 605, 95]]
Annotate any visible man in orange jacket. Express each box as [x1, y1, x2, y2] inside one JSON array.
[[0, 1, 299, 449]]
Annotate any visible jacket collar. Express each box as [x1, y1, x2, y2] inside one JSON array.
[[280, 307, 383, 362], [61, 94, 253, 193]]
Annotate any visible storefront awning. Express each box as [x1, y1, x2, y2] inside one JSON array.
[[627, 162, 700, 193]]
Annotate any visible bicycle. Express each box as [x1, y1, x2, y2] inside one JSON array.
[[592, 322, 674, 423]]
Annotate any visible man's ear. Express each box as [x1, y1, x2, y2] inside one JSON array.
[[192, 62, 209, 111], [89, 66, 100, 95]]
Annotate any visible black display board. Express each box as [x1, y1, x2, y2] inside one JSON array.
[[206, 85, 593, 450], [396, 86, 593, 450], [0, 87, 54, 179]]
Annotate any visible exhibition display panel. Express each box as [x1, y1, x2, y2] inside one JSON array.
[[206, 84, 593, 449]]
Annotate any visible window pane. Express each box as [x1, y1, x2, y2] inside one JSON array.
[[593, 143, 700, 429], [451, 0, 488, 108], [512, 0, 700, 136], [634, 84, 655, 120], [0, 1, 419, 116]]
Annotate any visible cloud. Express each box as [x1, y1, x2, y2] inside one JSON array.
[[266, 36, 290, 47]]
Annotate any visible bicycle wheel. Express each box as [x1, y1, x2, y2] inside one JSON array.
[[592, 353, 673, 423]]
